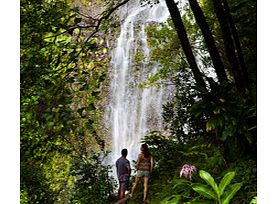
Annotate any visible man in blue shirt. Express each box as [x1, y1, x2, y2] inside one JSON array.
[[116, 148, 131, 200]]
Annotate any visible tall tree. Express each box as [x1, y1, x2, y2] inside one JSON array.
[[221, 0, 250, 89], [211, 0, 246, 95], [188, 0, 228, 83], [165, 0, 206, 90]]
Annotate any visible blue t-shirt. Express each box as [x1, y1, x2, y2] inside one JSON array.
[[116, 156, 130, 182]]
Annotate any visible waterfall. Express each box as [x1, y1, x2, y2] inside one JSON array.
[[106, 0, 176, 174]]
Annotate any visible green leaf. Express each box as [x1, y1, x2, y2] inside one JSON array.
[[222, 183, 242, 204], [77, 108, 85, 116], [187, 201, 214, 204], [191, 183, 217, 200], [172, 179, 190, 190], [88, 43, 98, 51], [87, 103, 96, 111], [199, 170, 220, 196], [249, 196, 257, 204], [79, 84, 89, 91], [160, 195, 181, 204], [219, 171, 235, 196], [91, 91, 100, 97], [98, 73, 106, 82]]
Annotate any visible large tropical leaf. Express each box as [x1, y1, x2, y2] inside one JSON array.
[[191, 183, 217, 200], [218, 171, 235, 196], [199, 170, 220, 195], [222, 183, 242, 204]]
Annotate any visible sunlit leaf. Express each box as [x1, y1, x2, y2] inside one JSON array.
[[199, 170, 219, 195], [191, 183, 217, 200], [219, 171, 235, 196], [222, 183, 242, 204]]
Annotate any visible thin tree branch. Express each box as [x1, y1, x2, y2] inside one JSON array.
[[84, 0, 131, 43], [76, 11, 98, 20], [53, 0, 131, 71]]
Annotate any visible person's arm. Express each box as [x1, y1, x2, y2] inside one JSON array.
[[127, 162, 131, 175], [136, 154, 142, 169], [115, 160, 118, 173], [128, 164, 132, 175], [150, 156, 154, 172]]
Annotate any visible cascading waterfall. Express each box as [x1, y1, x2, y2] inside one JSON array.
[[106, 0, 179, 174]]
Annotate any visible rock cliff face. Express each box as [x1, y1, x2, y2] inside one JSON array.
[[74, 0, 105, 17]]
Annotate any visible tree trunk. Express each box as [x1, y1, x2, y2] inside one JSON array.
[[211, 0, 246, 95], [165, 0, 206, 90], [188, 0, 228, 83], [222, 0, 250, 89]]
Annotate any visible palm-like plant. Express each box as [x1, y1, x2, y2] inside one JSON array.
[[191, 170, 242, 204]]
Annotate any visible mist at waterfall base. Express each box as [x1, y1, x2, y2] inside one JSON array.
[[104, 0, 177, 179]]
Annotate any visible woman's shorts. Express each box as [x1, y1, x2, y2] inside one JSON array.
[[137, 170, 150, 178]]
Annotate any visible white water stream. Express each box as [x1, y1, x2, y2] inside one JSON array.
[[105, 0, 185, 175]]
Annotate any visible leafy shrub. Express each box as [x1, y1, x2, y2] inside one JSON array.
[[20, 189, 29, 204], [228, 159, 257, 203], [159, 178, 194, 204], [189, 81, 256, 160], [70, 153, 116, 204], [20, 161, 56, 203]]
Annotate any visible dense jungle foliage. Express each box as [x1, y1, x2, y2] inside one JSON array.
[[20, 0, 256, 203]]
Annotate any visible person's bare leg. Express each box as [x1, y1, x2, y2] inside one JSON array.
[[119, 190, 125, 200], [118, 184, 122, 200], [118, 183, 126, 200], [130, 176, 140, 197], [143, 176, 149, 201], [123, 188, 126, 199]]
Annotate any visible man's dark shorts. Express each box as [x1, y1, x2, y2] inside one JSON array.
[[119, 174, 129, 191]]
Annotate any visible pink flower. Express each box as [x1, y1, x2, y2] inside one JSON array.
[[180, 164, 197, 180]]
